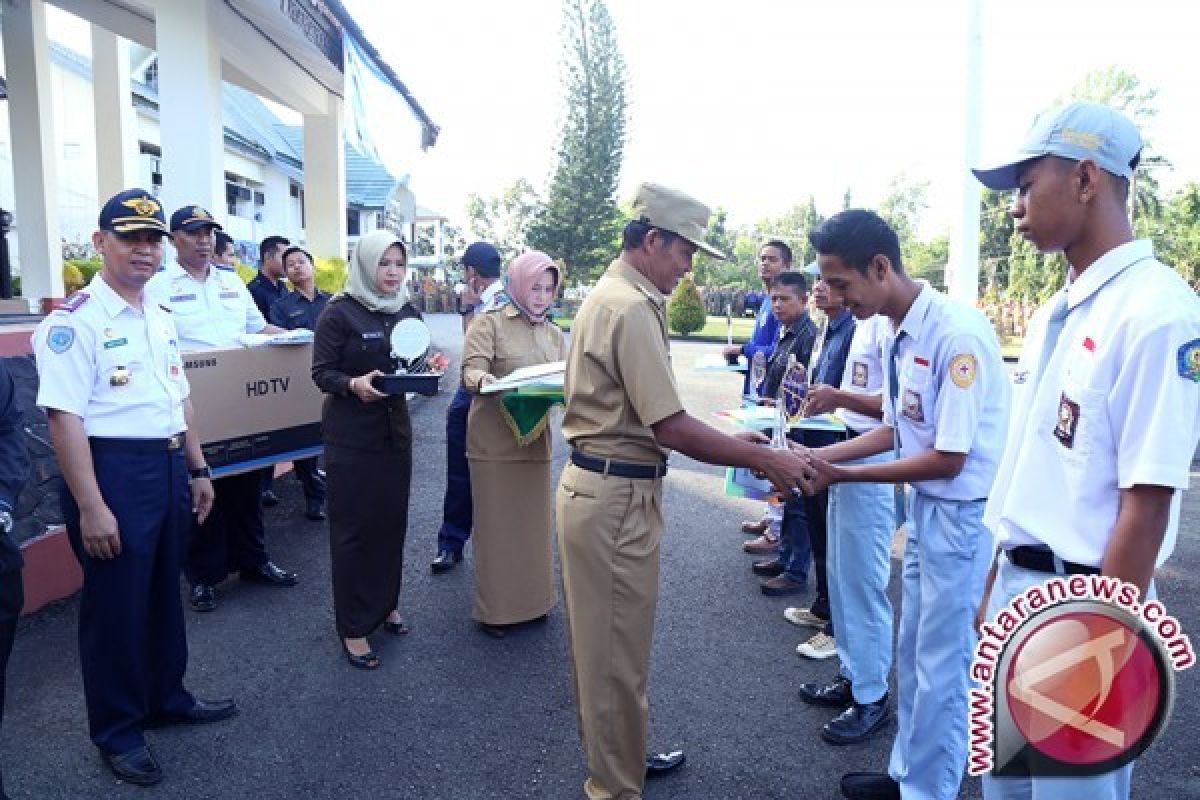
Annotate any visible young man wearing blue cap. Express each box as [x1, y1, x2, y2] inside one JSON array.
[[431, 241, 507, 573], [974, 103, 1200, 800], [798, 208, 1010, 800], [32, 190, 236, 785]]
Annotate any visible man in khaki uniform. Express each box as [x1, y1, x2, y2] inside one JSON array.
[[557, 182, 811, 800]]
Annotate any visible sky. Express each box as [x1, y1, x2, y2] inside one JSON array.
[[43, 0, 1200, 237], [340, 0, 1200, 236]]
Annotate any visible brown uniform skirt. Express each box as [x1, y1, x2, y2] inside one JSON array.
[[325, 444, 411, 638], [468, 459, 556, 626]]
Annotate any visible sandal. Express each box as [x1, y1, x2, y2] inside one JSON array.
[[382, 619, 410, 635], [342, 642, 381, 670]]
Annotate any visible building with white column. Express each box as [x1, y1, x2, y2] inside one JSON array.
[[0, 0, 438, 311]]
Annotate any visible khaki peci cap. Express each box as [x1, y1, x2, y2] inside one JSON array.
[[631, 182, 727, 260]]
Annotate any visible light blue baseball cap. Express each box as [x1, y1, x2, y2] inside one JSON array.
[[972, 101, 1143, 191]]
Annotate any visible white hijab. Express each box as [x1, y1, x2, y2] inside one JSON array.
[[344, 230, 410, 313]]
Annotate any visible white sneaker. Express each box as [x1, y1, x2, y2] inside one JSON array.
[[783, 606, 827, 628], [796, 631, 837, 660]]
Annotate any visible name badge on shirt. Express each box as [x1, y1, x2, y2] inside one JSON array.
[[901, 388, 924, 422], [361, 331, 384, 340], [170, 294, 196, 303], [851, 361, 868, 388], [1054, 392, 1080, 448], [219, 291, 240, 300], [103, 337, 128, 350]]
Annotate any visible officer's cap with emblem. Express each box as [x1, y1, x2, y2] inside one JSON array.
[[98, 188, 169, 235], [972, 101, 1143, 191], [170, 205, 224, 233], [631, 182, 727, 260]]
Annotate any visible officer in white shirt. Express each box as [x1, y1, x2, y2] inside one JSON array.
[[146, 205, 293, 613], [799, 209, 1011, 800], [795, 312, 895, 746], [32, 189, 236, 786], [973, 103, 1200, 800]]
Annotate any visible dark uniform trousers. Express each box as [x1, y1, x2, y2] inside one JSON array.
[[558, 463, 663, 800], [436, 384, 473, 553], [186, 467, 272, 586], [0, 563, 21, 797], [61, 438, 195, 754]]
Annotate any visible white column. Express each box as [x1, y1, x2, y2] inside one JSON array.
[[91, 26, 140, 198], [948, 0, 983, 305], [1, 0, 63, 308], [155, 0, 224, 216], [303, 95, 347, 260]]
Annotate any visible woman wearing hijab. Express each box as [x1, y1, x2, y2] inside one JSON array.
[[312, 230, 419, 669], [461, 251, 567, 638]]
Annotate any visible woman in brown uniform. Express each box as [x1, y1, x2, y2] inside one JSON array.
[[462, 251, 567, 638], [312, 230, 418, 669]]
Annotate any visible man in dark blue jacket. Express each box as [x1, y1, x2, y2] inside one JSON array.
[[0, 360, 30, 800]]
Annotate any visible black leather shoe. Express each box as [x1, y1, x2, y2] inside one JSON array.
[[190, 584, 216, 613], [240, 561, 298, 587], [751, 558, 784, 577], [798, 674, 853, 707], [840, 772, 900, 800], [645, 749, 685, 777], [158, 698, 239, 727], [261, 489, 280, 507], [103, 745, 162, 786], [823, 695, 889, 745], [431, 549, 463, 574], [305, 500, 326, 521]]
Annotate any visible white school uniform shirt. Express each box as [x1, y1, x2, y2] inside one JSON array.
[[984, 240, 1200, 568], [32, 274, 189, 438], [145, 261, 266, 351], [838, 314, 888, 434], [882, 283, 1011, 501]]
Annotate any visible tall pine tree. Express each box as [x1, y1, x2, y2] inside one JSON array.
[[528, 0, 627, 284]]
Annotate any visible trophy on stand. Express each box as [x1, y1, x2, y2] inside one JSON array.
[[372, 318, 445, 396], [776, 354, 809, 448], [746, 350, 768, 406]]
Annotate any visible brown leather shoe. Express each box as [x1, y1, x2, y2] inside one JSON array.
[[740, 519, 768, 535], [761, 574, 807, 597], [742, 534, 780, 554]]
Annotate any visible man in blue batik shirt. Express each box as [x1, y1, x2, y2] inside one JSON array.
[[722, 240, 787, 398]]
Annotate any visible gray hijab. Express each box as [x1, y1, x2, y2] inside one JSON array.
[[343, 230, 410, 314]]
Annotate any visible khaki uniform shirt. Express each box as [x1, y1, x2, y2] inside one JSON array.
[[561, 258, 685, 464], [463, 304, 567, 462]]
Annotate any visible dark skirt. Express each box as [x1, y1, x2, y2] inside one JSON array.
[[325, 444, 412, 638]]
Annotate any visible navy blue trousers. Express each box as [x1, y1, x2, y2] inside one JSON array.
[[0, 567, 21, 796], [62, 439, 195, 755], [436, 385, 473, 553]]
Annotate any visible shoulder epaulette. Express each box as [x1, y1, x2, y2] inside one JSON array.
[[60, 292, 90, 313], [215, 264, 237, 273], [158, 304, 172, 314]]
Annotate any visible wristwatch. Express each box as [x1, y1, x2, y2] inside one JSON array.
[[189, 466, 213, 481], [0, 510, 12, 534]]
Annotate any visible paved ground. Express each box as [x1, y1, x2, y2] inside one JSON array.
[[4, 313, 1200, 799]]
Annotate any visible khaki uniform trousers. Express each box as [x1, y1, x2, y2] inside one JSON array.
[[557, 462, 663, 800]]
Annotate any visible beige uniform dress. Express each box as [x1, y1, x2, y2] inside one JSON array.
[[462, 304, 567, 626], [556, 258, 686, 800]]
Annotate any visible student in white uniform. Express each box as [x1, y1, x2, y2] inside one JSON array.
[[973, 103, 1200, 800], [795, 312, 895, 746], [146, 206, 292, 614], [798, 209, 1011, 800]]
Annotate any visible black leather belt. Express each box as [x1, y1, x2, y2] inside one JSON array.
[[90, 433, 186, 453], [1005, 545, 1099, 576], [570, 450, 667, 480]]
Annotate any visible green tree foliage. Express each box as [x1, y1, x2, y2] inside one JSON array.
[[691, 207, 739, 288], [464, 178, 542, 262], [755, 196, 824, 267], [1139, 182, 1200, 290], [667, 274, 706, 335], [527, 0, 627, 284]]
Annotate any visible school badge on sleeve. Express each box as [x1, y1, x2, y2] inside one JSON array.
[[949, 353, 977, 388], [47, 326, 75, 354], [1179, 339, 1200, 382]]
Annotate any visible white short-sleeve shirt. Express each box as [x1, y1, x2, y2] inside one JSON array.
[[882, 283, 1011, 501], [838, 314, 888, 434], [145, 261, 266, 350], [33, 274, 189, 438], [985, 240, 1200, 567]]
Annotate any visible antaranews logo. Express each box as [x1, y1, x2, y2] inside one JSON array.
[[969, 575, 1194, 778]]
